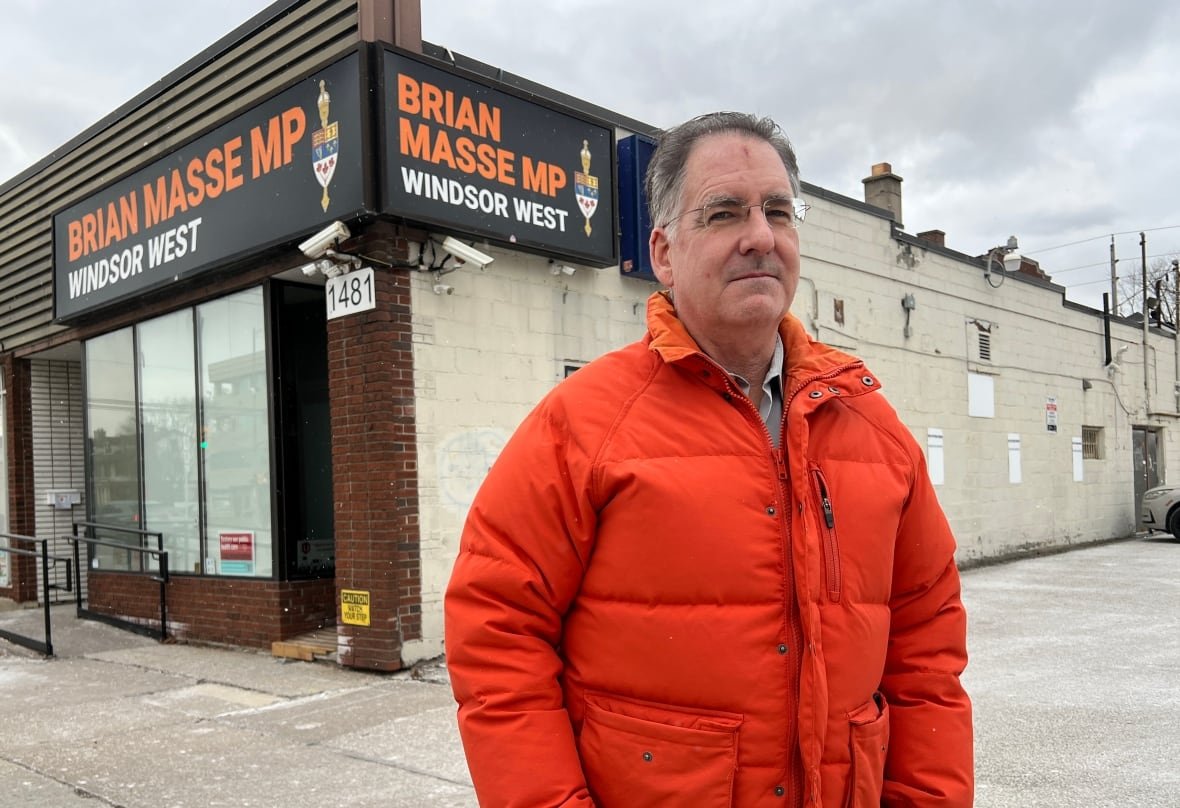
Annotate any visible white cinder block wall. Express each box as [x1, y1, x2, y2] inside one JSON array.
[[411, 245, 656, 657], [799, 190, 1177, 564], [412, 174, 1180, 653]]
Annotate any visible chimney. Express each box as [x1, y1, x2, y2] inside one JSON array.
[[862, 162, 903, 223], [917, 229, 945, 247]]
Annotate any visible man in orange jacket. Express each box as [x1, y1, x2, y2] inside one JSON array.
[[445, 112, 973, 807]]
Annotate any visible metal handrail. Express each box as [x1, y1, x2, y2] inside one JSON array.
[[0, 532, 74, 656], [67, 521, 169, 642]]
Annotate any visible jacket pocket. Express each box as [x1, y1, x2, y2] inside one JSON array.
[[844, 692, 890, 808], [809, 464, 842, 602], [578, 690, 742, 808]]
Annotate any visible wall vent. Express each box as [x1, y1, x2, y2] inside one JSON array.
[[978, 331, 992, 362]]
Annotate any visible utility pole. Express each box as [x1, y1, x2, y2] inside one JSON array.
[[1142, 232, 1150, 414], [1174, 258, 1180, 412]]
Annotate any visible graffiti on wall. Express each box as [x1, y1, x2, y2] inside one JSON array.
[[436, 428, 508, 516]]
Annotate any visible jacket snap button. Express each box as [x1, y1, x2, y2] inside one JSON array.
[[777, 644, 788, 655], [774, 786, 785, 797], [643, 751, 653, 762], [766, 506, 776, 516], [862, 376, 875, 386], [809, 390, 823, 398]]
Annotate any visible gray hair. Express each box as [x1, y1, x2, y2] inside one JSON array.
[[644, 112, 800, 236]]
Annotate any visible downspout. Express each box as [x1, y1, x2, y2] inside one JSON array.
[[795, 275, 821, 338], [1103, 293, 1112, 366]]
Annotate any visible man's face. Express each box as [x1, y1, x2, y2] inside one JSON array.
[[649, 133, 800, 346]]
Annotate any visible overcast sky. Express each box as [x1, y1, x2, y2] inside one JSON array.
[[4, 0, 1179, 311]]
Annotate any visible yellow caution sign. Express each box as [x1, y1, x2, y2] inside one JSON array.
[[341, 589, 371, 627]]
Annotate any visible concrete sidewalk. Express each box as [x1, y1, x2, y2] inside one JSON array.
[[3, 535, 1178, 806], [0, 604, 475, 807]]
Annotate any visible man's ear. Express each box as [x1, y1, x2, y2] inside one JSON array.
[[649, 227, 674, 287]]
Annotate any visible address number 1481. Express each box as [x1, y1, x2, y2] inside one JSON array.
[[325, 267, 376, 320]]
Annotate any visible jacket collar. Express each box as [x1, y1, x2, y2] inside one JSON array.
[[645, 292, 869, 397]]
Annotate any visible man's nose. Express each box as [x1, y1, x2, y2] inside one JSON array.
[[738, 207, 777, 253]]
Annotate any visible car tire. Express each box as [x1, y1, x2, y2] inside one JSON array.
[[1167, 507, 1180, 540]]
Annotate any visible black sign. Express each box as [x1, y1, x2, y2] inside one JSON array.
[[381, 48, 616, 267], [53, 51, 368, 320]]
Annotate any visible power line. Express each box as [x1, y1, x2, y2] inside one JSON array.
[[1022, 225, 1180, 256], [1071, 276, 1161, 291], [1067, 277, 1118, 289], [1054, 250, 1180, 277]]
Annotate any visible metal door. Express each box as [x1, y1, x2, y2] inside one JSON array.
[[1132, 427, 1160, 526]]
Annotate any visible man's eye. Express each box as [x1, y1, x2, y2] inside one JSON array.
[[764, 204, 794, 223], [703, 205, 741, 225]]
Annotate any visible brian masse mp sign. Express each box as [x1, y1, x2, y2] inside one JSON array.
[[52, 52, 366, 320], [382, 49, 615, 267]]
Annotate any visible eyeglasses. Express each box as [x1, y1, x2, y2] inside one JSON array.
[[663, 197, 810, 231]]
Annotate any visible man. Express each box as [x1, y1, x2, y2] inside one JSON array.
[[445, 112, 972, 807]]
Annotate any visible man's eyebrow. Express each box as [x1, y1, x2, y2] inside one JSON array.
[[699, 191, 795, 207], [699, 193, 745, 207]]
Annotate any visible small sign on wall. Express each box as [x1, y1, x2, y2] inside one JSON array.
[[341, 589, 371, 626], [1045, 396, 1058, 433]]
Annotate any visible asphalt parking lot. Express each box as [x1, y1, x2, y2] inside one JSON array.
[[1, 534, 1177, 807], [962, 535, 1179, 807]]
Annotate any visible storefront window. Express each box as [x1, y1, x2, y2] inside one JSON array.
[[198, 289, 272, 577], [85, 328, 143, 571], [139, 310, 200, 574], [83, 288, 273, 578]]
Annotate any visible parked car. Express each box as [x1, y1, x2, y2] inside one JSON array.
[[1140, 485, 1180, 538]]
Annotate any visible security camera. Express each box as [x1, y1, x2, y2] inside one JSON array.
[[299, 221, 350, 259], [432, 283, 454, 296], [438, 236, 494, 269], [299, 258, 335, 278]]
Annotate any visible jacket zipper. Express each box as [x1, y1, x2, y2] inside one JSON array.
[[780, 360, 863, 807], [774, 447, 805, 808], [809, 465, 842, 602], [705, 360, 804, 807], [701, 354, 866, 807]]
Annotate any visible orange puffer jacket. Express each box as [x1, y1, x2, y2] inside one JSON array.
[[446, 293, 972, 807]]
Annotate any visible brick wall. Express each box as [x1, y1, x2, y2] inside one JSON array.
[[1, 357, 37, 602], [328, 239, 421, 672], [87, 572, 335, 646]]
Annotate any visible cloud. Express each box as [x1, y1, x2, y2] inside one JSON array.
[[5, 0, 1179, 311]]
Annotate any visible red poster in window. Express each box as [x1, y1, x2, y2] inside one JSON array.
[[219, 532, 254, 562]]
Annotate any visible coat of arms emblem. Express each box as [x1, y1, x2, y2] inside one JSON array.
[[311, 80, 339, 212], [574, 140, 598, 237]]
